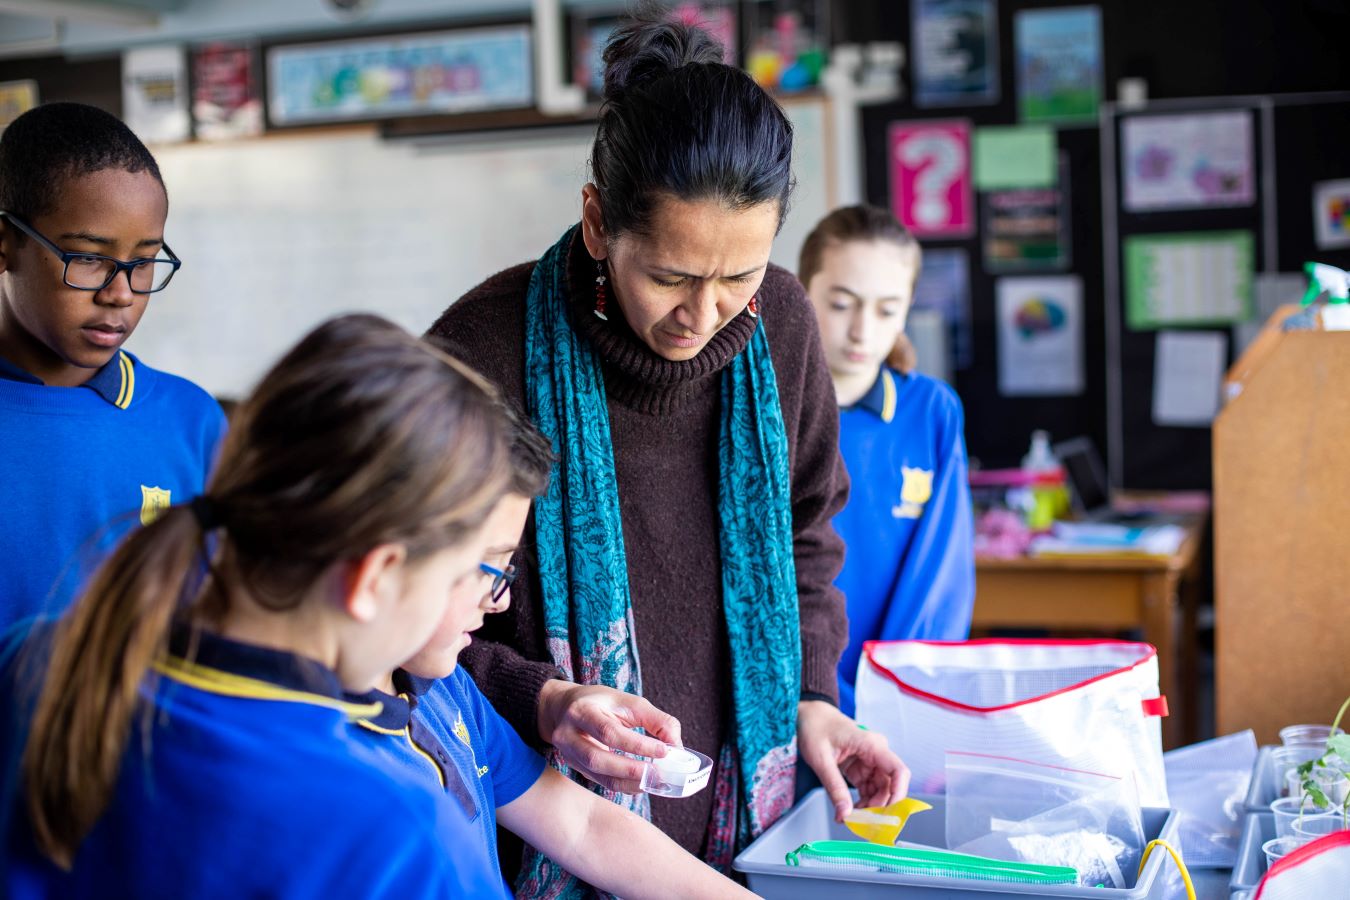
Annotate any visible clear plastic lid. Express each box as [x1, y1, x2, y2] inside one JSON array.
[[641, 745, 714, 799]]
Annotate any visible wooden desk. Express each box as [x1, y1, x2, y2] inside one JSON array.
[[973, 513, 1208, 749]]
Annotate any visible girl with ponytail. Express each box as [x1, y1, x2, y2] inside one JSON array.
[[2, 314, 514, 898], [798, 205, 976, 718]]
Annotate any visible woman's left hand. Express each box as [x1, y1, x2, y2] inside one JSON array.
[[797, 699, 911, 822]]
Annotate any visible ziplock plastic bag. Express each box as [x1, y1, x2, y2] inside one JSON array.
[[1164, 730, 1257, 868], [945, 751, 1145, 888]]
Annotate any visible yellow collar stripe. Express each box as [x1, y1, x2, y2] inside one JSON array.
[[354, 719, 404, 736], [114, 351, 135, 410], [153, 656, 383, 720], [881, 368, 897, 424]]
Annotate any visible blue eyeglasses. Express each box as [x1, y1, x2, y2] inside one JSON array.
[[479, 563, 516, 603], [1, 211, 181, 294]]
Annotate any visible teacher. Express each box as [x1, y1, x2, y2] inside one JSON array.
[[427, 7, 908, 891]]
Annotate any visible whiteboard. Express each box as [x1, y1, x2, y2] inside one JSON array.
[[129, 99, 830, 398]]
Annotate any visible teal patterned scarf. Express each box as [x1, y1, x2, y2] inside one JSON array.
[[517, 227, 800, 897]]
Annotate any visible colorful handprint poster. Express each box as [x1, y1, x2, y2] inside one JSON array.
[[1122, 110, 1255, 212]]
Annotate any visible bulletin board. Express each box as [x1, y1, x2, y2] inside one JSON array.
[[124, 97, 830, 399], [1102, 93, 1350, 489]]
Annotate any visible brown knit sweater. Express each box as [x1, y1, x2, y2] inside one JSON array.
[[426, 229, 848, 863]]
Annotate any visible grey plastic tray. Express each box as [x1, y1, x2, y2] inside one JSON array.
[[1243, 747, 1280, 813], [1229, 812, 1274, 894], [733, 788, 1179, 899]]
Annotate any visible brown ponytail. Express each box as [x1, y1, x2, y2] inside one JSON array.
[[798, 205, 924, 374], [23, 314, 512, 867]]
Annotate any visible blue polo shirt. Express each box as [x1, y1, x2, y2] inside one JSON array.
[[350, 667, 546, 874], [0, 624, 506, 899], [0, 350, 226, 629], [834, 367, 976, 717]]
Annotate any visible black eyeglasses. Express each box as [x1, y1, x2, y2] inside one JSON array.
[[1, 211, 181, 294], [479, 563, 516, 603]]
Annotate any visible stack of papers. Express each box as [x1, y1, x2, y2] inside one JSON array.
[[1030, 522, 1186, 558]]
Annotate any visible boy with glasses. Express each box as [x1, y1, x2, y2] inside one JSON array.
[[0, 102, 225, 628]]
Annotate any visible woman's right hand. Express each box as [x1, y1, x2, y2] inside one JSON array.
[[537, 679, 683, 794]]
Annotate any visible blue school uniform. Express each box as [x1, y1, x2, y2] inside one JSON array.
[[0, 351, 226, 629], [0, 624, 506, 900], [350, 666, 547, 874], [833, 367, 976, 717]]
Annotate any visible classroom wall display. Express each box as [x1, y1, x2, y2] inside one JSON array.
[[971, 125, 1056, 190], [1124, 231, 1254, 329], [911, 0, 999, 108], [889, 119, 974, 238], [572, 2, 737, 98], [1121, 111, 1255, 212], [996, 275, 1084, 396], [1313, 179, 1350, 250], [1014, 6, 1102, 125], [982, 156, 1071, 272], [743, 0, 827, 93], [911, 247, 973, 369], [267, 25, 533, 125], [0, 80, 37, 130], [191, 42, 263, 140], [1152, 330, 1226, 428], [122, 45, 191, 143]]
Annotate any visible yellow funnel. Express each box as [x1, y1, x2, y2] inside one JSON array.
[[843, 797, 933, 845]]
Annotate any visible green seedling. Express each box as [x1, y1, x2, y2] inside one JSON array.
[[1295, 695, 1350, 826]]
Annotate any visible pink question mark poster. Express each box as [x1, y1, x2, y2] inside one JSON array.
[[889, 120, 974, 238]]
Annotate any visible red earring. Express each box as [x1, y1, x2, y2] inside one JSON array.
[[747, 294, 759, 319], [594, 259, 609, 321]]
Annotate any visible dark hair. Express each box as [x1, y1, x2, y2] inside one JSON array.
[[0, 102, 165, 223], [500, 400, 554, 497], [799, 205, 923, 374], [23, 314, 512, 868], [592, 2, 795, 238]]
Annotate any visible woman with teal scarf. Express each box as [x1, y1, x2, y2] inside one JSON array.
[[427, 8, 909, 895]]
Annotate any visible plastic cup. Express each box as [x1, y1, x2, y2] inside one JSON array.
[[1273, 745, 1324, 797], [1263, 836, 1301, 869], [1280, 724, 1344, 749], [1291, 812, 1349, 844], [1270, 796, 1336, 837]]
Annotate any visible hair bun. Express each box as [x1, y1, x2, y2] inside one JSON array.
[[601, 5, 724, 101]]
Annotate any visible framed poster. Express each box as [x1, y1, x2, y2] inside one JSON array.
[[0, 80, 37, 131], [1122, 111, 1255, 212], [268, 26, 533, 125], [996, 276, 1084, 396], [983, 156, 1071, 272], [123, 45, 191, 143], [889, 120, 974, 238], [1313, 179, 1350, 250], [1124, 231, 1254, 329], [1015, 6, 1102, 125], [911, 247, 973, 369], [911, 0, 999, 108], [192, 42, 263, 140]]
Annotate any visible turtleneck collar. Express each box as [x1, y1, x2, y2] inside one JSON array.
[[562, 227, 757, 416]]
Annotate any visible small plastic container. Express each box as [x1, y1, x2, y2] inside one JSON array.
[[1269, 797, 1337, 838], [1291, 813, 1349, 844], [1280, 724, 1343, 748], [640, 745, 713, 799], [1262, 836, 1300, 868]]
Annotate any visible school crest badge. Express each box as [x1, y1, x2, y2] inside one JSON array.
[[453, 714, 490, 777], [139, 485, 172, 525], [891, 467, 933, 519]]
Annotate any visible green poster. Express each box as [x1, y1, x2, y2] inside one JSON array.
[[973, 126, 1057, 190], [1124, 231, 1254, 330]]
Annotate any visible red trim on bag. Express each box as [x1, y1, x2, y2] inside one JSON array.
[[947, 750, 1123, 780], [1141, 696, 1169, 718], [861, 638, 1159, 715], [1255, 831, 1350, 899]]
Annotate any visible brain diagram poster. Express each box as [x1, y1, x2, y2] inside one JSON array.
[[997, 275, 1084, 396]]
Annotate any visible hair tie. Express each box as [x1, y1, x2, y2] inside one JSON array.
[[189, 495, 222, 532]]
